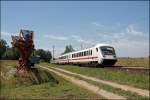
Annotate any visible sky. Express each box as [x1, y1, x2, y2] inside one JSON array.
[[1, 1, 149, 57]]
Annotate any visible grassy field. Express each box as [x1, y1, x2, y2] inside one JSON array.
[[1, 59, 149, 99], [40, 63, 149, 90], [115, 57, 149, 68], [0, 60, 99, 99]]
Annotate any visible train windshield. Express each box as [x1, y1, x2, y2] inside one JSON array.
[[100, 46, 116, 55]]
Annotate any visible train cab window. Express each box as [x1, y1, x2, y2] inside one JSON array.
[[82, 52, 83, 56], [96, 48, 98, 52], [91, 50, 92, 55]]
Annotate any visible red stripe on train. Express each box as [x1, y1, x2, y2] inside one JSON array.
[[58, 56, 98, 61]]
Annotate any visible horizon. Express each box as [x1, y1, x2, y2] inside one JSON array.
[[1, 1, 149, 57]]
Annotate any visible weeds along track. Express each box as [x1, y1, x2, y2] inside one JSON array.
[[103, 66, 149, 75], [81, 65, 149, 75]]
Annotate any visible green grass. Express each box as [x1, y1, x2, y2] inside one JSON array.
[[0, 60, 100, 99], [0, 60, 18, 66], [115, 57, 149, 68], [52, 68, 148, 99], [40, 63, 149, 90], [1, 73, 100, 99]]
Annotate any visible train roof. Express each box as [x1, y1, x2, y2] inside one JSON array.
[[95, 43, 112, 47]]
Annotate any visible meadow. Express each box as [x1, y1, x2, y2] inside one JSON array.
[[115, 57, 149, 68], [0, 60, 99, 99], [0, 58, 149, 99]]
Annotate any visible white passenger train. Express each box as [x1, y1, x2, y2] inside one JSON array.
[[53, 44, 117, 66]]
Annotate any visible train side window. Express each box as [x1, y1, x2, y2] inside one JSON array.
[[91, 50, 92, 55], [96, 48, 98, 52], [84, 51, 86, 56], [86, 51, 88, 56]]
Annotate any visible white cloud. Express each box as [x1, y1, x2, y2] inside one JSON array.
[[71, 35, 93, 44], [126, 24, 143, 36], [1, 32, 11, 36], [92, 22, 104, 27], [96, 23, 148, 57], [43, 34, 68, 41], [1, 32, 18, 36]]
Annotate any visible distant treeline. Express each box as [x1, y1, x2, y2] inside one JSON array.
[[0, 39, 52, 62]]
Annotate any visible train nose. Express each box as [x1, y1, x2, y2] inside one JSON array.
[[101, 59, 117, 66]]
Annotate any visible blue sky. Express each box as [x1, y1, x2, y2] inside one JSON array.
[[1, 1, 149, 57]]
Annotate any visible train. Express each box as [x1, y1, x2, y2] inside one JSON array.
[[53, 43, 117, 66]]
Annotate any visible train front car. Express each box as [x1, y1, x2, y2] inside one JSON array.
[[95, 44, 117, 66]]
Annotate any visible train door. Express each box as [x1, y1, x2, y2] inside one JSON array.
[[95, 47, 103, 64]]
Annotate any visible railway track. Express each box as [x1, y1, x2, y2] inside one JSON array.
[[80, 64, 149, 75], [101, 66, 149, 75]]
